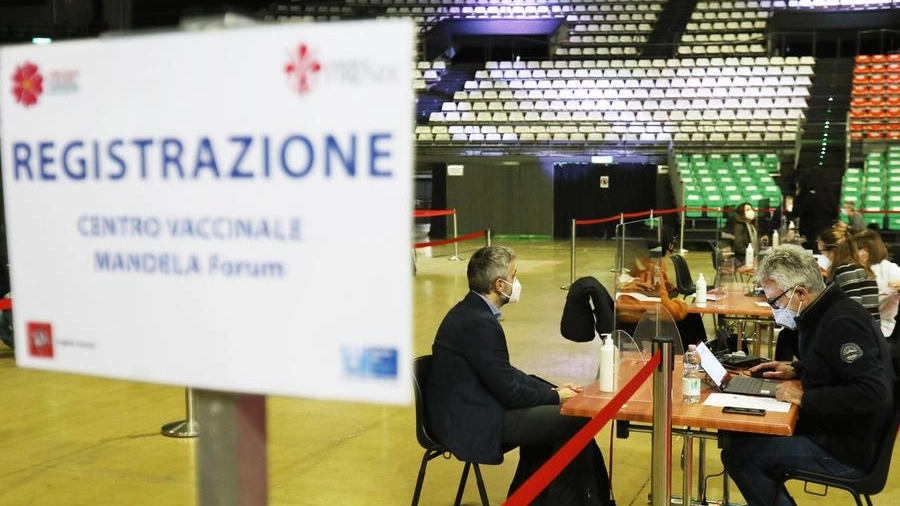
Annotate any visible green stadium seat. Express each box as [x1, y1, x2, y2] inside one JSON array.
[[685, 191, 703, 218]]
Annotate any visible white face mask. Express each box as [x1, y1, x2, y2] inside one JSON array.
[[500, 278, 522, 304], [772, 306, 798, 330], [772, 290, 801, 330], [817, 254, 832, 271], [745, 210, 756, 221]]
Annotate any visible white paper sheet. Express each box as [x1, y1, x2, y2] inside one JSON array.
[[704, 392, 792, 412], [616, 292, 662, 303]]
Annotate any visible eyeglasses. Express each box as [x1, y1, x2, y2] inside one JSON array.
[[766, 285, 798, 309]]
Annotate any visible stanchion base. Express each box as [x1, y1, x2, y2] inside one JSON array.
[[161, 419, 199, 438], [560, 284, 570, 290], [448, 256, 465, 261]]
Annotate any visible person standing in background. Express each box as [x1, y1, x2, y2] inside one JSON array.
[[853, 229, 900, 339], [794, 170, 839, 251], [772, 194, 800, 243], [843, 201, 867, 233]]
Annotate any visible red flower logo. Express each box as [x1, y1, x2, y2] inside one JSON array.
[[12, 62, 44, 107], [27, 321, 54, 358], [284, 44, 321, 95]]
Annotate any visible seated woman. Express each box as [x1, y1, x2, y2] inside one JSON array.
[[853, 228, 900, 338], [732, 202, 759, 265], [818, 223, 881, 324], [616, 226, 705, 351], [625, 227, 678, 298]]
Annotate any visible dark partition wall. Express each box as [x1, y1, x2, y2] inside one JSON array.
[[444, 158, 553, 237]]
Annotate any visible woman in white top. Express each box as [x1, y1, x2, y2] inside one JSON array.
[[853, 229, 900, 338]]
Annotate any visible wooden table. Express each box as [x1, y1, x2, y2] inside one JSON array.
[[689, 282, 774, 357], [563, 356, 798, 503], [563, 357, 797, 435]]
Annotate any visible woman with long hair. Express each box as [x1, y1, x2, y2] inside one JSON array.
[[817, 224, 880, 324]]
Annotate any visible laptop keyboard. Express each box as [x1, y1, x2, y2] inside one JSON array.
[[727, 376, 775, 396]]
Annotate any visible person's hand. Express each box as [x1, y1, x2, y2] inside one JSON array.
[[888, 280, 900, 293], [776, 382, 804, 406], [555, 387, 579, 403], [558, 382, 583, 392], [749, 361, 797, 380]]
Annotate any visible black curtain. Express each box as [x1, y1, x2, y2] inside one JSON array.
[[553, 163, 657, 238]]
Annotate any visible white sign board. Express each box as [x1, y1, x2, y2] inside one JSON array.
[[0, 20, 414, 404]]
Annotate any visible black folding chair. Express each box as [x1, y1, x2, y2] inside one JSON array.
[[669, 254, 696, 301], [411, 355, 491, 506]]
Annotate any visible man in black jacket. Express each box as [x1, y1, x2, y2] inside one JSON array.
[[428, 245, 610, 505], [721, 245, 894, 506]]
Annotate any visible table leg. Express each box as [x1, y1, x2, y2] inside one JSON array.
[[697, 435, 706, 501], [763, 322, 774, 358], [723, 471, 731, 505], [751, 321, 761, 357], [682, 433, 693, 505]]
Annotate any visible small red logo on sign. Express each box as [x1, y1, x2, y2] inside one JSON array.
[[27, 322, 54, 358], [284, 44, 321, 95], [12, 62, 44, 107]]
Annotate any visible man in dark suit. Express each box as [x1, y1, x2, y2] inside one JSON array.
[[428, 246, 610, 505]]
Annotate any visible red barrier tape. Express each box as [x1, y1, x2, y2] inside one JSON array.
[[504, 350, 662, 506], [574, 205, 783, 226], [574, 215, 622, 226], [574, 207, 689, 226], [414, 230, 486, 249], [0, 298, 10, 311], [413, 209, 455, 218]]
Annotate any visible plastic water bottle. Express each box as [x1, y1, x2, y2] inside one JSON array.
[[599, 334, 616, 392], [745, 242, 754, 267], [695, 273, 707, 307], [772, 229, 780, 248], [682, 344, 701, 404]]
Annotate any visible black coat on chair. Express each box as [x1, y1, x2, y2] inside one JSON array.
[[560, 276, 615, 342]]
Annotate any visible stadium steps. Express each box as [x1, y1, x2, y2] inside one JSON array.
[[415, 66, 475, 123], [642, 0, 699, 59], [797, 57, 854, 179]]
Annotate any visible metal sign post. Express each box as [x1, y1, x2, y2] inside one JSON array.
[[197, 390, 267, 506], [162, 387, 199, 438]]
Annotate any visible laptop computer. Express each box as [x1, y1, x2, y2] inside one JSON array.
[[695, 341, 778, 398]]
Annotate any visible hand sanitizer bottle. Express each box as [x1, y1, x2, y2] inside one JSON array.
[[599, 334, 615, 392], [695, 273, 707, 307]]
